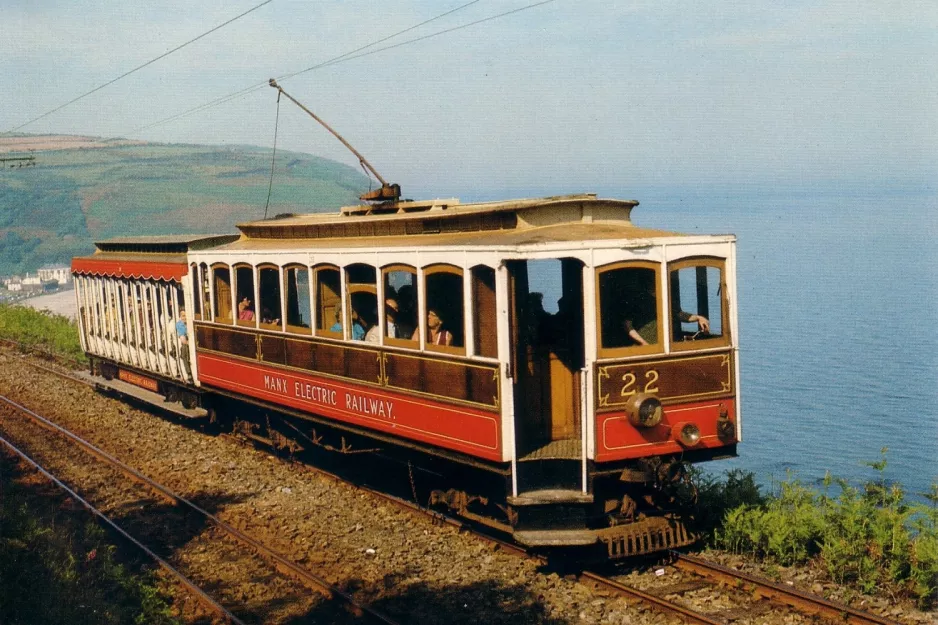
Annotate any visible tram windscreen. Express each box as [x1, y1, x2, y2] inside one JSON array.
[[598, 266, 659, 348], [669, 265, 723, 339]]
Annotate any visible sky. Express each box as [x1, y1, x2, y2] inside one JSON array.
[[2, 0, 936, 199]]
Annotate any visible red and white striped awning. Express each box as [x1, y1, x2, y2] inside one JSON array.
[[71, 257, 188, 282]]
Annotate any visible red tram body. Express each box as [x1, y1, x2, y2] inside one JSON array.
[[72, 194, 741, 559]]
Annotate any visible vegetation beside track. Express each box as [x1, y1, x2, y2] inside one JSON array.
[[0, 303, 86, 363], [0, 448, 181, 625], [696, 456, 938, 609]]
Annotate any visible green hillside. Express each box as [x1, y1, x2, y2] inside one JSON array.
[[0, 138, 370, 276]]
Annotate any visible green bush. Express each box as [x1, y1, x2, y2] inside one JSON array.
[[0, 303, 86, 363], [706, 451, 938, 608], [693, 467, 767, 536]]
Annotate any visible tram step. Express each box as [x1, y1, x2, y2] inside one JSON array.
[[507, 489, 593, 506], [516, 457, 581, 492], [508, 490, 593, 532], [513, 529, 597, 547]]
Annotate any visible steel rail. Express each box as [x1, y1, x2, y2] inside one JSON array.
[[670, 551, 905, 625], [579, 570, 725, 625], [0, 393, 401, 625], [0, 435, 246, 625]]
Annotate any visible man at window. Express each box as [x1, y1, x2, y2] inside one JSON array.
[[623, 282, 659, 346]]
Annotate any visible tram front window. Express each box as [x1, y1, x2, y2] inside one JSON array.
[[669, 260, 726, 346], [597, 264, 662, 352]]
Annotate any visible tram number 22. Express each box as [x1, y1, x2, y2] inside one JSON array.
[[621, 370, 660, 397]]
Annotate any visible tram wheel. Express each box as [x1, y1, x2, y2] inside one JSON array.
[[181, 392, 199, 410]]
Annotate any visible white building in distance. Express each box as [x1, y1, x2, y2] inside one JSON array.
[[37, 265, 71, 285]]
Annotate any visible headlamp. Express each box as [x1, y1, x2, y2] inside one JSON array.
[[624, 393, 663, 428], [672, 421, 701, 447]]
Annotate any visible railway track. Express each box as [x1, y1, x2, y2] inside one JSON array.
[[580, 554, 906, 625], [0, 436, 246, 625], [0, 391, 401, 625], [0, 344, 918, 625]]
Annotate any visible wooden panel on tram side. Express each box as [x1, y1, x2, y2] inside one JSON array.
[[260, 334, 287, 365], [384, 352, 499, 411], [196, 322, 497, 410], [196, 324, 258, 360], [596, 351, 734, 410]]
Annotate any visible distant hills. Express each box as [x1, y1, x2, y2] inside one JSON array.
[[0, 134, 370, 276]]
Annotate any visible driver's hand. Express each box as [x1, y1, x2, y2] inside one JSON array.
[[697, 315, 711, 333]]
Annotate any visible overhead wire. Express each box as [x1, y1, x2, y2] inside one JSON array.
[[5, 0, 275, 134], [134, 0, 482, 134], [132, 0, 556, 135]]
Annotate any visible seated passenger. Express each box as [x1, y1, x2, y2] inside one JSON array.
[[330, 307, 364, 340], [176, 308, 191, 378], [261, 307, 280, 325], [237, 297, 255, 321], [365, 298, 400, 343], [412, 308, 452, 346]]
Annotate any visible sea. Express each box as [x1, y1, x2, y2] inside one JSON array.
[[622, 185, 938, 500]]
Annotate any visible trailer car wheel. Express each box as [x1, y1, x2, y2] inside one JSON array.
[[181, 392, 198, 410]]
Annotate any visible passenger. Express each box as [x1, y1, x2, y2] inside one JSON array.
[[365, 298, 399, 343], [237, 297, 255, 321], [623, 285, 711, 346], [261, 307, 280, 325], [176, 308, 189, 345], [678, 310, 710, 334], [412, 308, 452, 346], [330, 307, 365, 340], [176, 308, 191, 378], [622, 283, 659, 346], [395, 284, 417, 338], [524, 292, 550, 345]]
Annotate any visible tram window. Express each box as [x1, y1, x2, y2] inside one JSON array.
[[258, 266, 282, 329], [597, 263, 662, 355], [346, 264, 377, 342], [383, 265, 417, 345], [199, 262, 211, 320], [213, 265, 232, 323], [314, 265, 342, 337], [423, 265, 465, 353], [190, 264, 201, 319], [284, 265, 312, 334], [235, 265, 255, 326], [471, 266, 498, 358], [669, 259, 727, 349]]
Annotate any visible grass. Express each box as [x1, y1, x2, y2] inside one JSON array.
[[0, 452, 181, 625], [697, 452, 938, 609], [0, 303, 87, 364]]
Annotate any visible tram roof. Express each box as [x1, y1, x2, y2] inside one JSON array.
[[229, 194, 687, 246], [214, 220, 703, 253], [91, 234, 239, 254]]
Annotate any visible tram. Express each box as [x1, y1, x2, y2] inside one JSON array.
[[71, 191, 740, 559]]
